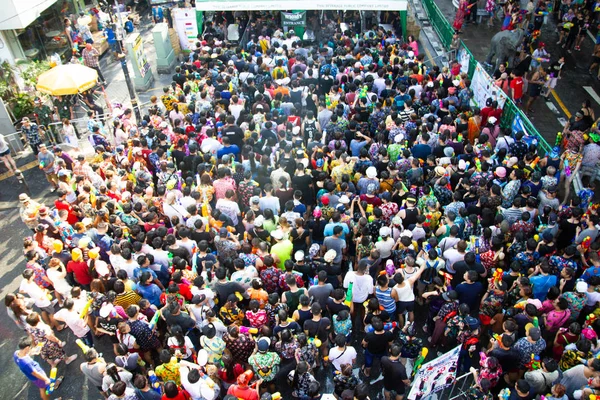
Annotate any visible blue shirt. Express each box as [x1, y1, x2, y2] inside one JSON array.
[[323, 222, 350, 239], [14, 352, 44, 383], [136, 283, 163, 307], [530, 274, 558, 301]]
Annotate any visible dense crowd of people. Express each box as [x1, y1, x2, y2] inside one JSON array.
[[9, 10, 600, 400]]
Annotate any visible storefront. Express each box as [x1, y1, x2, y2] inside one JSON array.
[[0, 0, 98, 63]]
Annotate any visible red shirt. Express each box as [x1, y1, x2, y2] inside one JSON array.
[[54, 200, 79, 225], [67, 260, 93, 285], [161, 389, 191, 400], [227, 385, 259, 400], [510, 77, 524, 99]]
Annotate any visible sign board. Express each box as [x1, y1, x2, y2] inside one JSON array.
[[196, 0, 408, 11], [281, 11, 306, 27], [172, 8, 199, 51], [408, 345, 461, 400], [470, 63, 508, 109], [132, 34, 150, 78]]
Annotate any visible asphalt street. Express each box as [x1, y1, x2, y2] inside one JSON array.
[[435, 0, 600, 145]]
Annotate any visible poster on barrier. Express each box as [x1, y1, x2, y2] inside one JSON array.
[[470, 63, 508, 109], [407, 345, 461, 400], [457, 46, 470, 75]]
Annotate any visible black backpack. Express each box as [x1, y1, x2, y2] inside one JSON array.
[[420, 260, 439, 285]]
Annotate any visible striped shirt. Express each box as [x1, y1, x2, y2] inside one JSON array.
[[376, 286, 396, 315]]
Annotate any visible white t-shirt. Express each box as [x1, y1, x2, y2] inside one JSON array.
[[216, 198, 241, 225], [443, 249, 465, 272], [167, 335, 194, 359], [55, 308, 90, 338], [328, 345, 357, 372], [343, 272, 374, 303], [46, 268, 72, 296], [19, 279, 51, 308], [191, 288, 216, 308], [375, 238, 395, 259]]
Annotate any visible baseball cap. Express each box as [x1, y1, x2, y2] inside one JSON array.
[[257, 337, 271, 352]]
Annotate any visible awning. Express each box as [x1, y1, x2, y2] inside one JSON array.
[[196, 0, 407, 12]]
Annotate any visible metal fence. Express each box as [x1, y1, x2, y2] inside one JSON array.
[[419, 371, 475, 400], [421, 0, 455, 49]]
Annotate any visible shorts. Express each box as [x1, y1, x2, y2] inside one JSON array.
[[32, 379, 47, 389], [364, 348, 385, 367], [45, 173, 58, 184], [397, 301, 415, 313], [384, 383, 406, 395], [0, 148, 9, 157], [39, 305, 55, 315]]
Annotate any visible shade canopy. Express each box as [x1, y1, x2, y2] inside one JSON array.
[[36, 64, 99, 96]]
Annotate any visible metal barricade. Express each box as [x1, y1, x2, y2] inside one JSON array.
[[419, 370, 474, 400]]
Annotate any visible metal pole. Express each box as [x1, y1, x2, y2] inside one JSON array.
[[112, 0, 142, 121]]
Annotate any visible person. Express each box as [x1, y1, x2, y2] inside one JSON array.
[[61, 118, 79, 150], [14, 336, 58, 400], [381, 344, 411, 400], [82, 43, 106, 85], [0, 133, 17, 174], [37, 143, 59, 192], [21, 117, 43, 155]]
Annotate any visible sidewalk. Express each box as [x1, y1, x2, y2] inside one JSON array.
[[434, 0, 600, 146], [0, 12, 177, 183]]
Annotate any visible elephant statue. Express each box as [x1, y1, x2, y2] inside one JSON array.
[[485, 28, 525, 69]]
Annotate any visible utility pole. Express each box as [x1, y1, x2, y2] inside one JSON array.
[[111, 0, 142, 121]]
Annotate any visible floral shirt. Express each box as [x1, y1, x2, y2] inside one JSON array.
[[515, 251, 540, 271], [27, 262, 51, 289], [155, 361, 181, 385], [549, 255, 579, 273], [333, 315, 352, 336], [238, 180, 259, 208], [219, 304, 244, 325], [437, 300, 459, 320], [480, 291, 505, 318], [248, 351, 281, 382], [213, 177, 237, 201], [223, 333, 255, 364], [260, 267, 282, 294], [502, 180, 521, 208], [245, 309, 268, 329], [274, 339, 299, 360], [396, 332, 423, 359], [562, 292, 586, 320], [200, 335, 226, 364], [513, 337, 547, 368], [433, 184, 453, 207]]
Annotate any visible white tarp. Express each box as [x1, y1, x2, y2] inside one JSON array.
[[196, 0, 407, 11]]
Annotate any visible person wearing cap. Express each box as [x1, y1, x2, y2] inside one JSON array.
[[248, 337, 280, 391], [270, 229, 293, 270], [18, 194, 41, 232]]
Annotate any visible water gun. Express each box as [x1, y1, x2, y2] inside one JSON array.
[[344, 282, 353, 307], [307, 337, 322, 348], [239, 326, 258, 335], [39, 161, 46, 169], [492, 268, 503, 284], [80, 298, 93, 319], [311, 275, 318, 287], [475, 158, 482, 172], [499, 388, 511, 400], [271, 393, 282, 400], [412, 347, 429, 377], [492, 333, 502, 342], [359, 85, 368, 99], [235, 291, 244, 301], [76, 338, 90, 354], [439, 270, 453, 287], [199, 370, 216, 388], [365, 322, 397, 333], [526, 353, 541, 370], [45, 367, 58, 395], [586, 314, 597, 326], [325, 94, 332, 108], [555, 131, 563, 147], [564, 158, 571, 177], [530, 156, 540, 170], [532, 316, 539, 328], [148, 310, 161, 330], [582, 236, 592, 251], [148, 370, 161, 394], [167, 251, 174, 267]]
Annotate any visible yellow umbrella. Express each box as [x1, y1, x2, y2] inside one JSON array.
[[36, 64, 99, 96]]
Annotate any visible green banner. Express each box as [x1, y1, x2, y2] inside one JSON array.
[[281, 11, 306, 27]]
